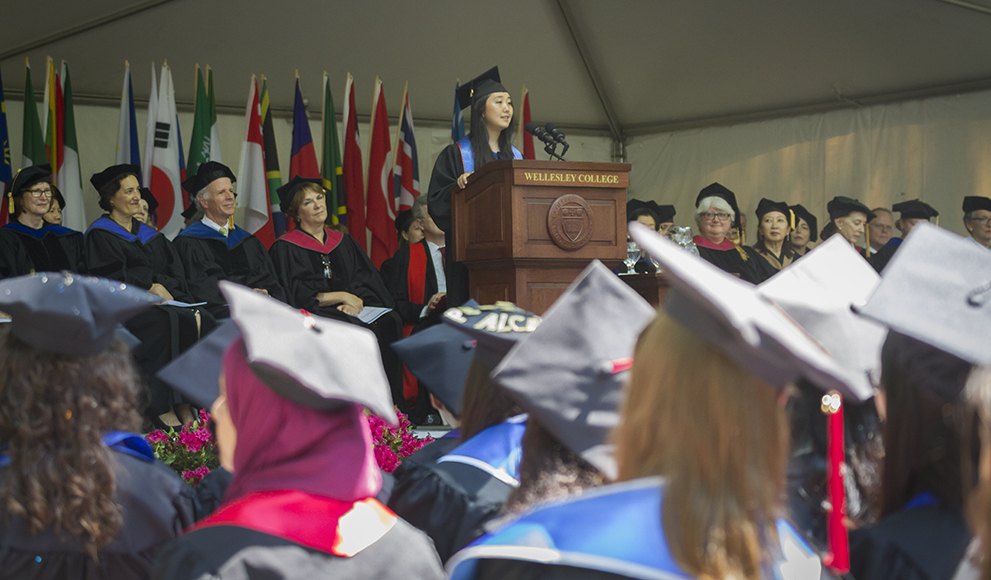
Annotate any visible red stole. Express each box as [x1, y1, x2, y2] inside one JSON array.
[[186, 490, 397, 558], [401, 242, 429, 401], [279, 227, 344, 253]]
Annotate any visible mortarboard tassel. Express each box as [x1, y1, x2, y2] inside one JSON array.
[[864, 227, 870, 259], [227, 215, 234, 230], [7, 191, 13, 216], [821, 391, 850, 574]]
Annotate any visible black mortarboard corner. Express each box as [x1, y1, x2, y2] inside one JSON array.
[[220, 281, 398, 425], [0, 272, 161, 356], [964, 196, 991, 214], [455, 67, 507, 110], [442, 301, 541, 368], [140, 187, 159, 213], [395, 209, 415, 233], [892, 199, 938, 220], [50, 186, 65, 210], [827, 196, 876, 222], [391, 300, 481, 416], [627, 199, 661, 227], [181, 161, 236, 199], [629, 222, 867, 401], [790, 204, 818, 243], [90, 164, 140, 193], [755, 198, 792, 225], [158, 320, 241, 409], [276, 176, 323, 215], [493, 262, 656, 480], [696, 182, 743, 231], [759, 235, 887, 395], [181, 204, 199, 220], [657, 205, 676, 223], [854, 222, 991, 367]]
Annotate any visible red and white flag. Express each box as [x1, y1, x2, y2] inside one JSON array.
[[519, 84, 534, 160], [392, 82, 419, 212], [147, 62, 184, 237], [236, 76, 275, 248], [141, 63, 158, 188], [342, 73, 366, 252], [365, 77, 396, 268]]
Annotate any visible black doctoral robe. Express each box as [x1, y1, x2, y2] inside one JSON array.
[[0, 448, 195, 580], [172, 221, 287, 319], [0, 221, 85, 278], [268, 228, 405, 410], [693, 236, 768, 284], [869, 238, 902, 273], [381, 240, 442, 331]]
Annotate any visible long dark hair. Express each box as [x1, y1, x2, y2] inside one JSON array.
[[458, 358, 520, 441], [468, 93, 517, 169], [0, 331, 142, 559]]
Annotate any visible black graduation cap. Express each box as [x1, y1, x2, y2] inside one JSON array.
[[157, 320, 241, 409], [892, 199, 938, 220], [455, 66, 508, 110], [140, 187, 159, 213], [696, 182, 743, 230], [181, 204, 199, 220], [219, 281, 399, 425], [854, 222, 991, 367], [442, 301, 540, 368], [11, 164, 53, 195], [50, 186, 65, 210], [395, 209, 415, 232], [790, 204, 818, 242], [755, 198, 792, 223], [181, 161, 236, 197], [492, 262, 656, 480], [276, 176, 323, 215], [90, 164, 140, 192], [656, 205, 676, 223], [964, 196, 991, 214], [629, 222, 867, 401], [627, 199, 676, 228], [827, 196, 875, 222], [391, 300, 481, 417], [0, 272, 161, 356]]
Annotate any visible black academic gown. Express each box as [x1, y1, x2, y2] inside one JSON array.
[[172, 221, 287, 319], [268, 228, 404, 409], [0, 449, 195, 580], [382, 240, 442, 331], [693, 236, 767, 284], [86, 217, 215, 416], [869, 238, 902, 273], [0, 221, 85, 278]]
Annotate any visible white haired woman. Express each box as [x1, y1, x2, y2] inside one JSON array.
[[692, 183, 768, 284]]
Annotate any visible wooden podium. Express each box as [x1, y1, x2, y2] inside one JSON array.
[[451, 159, 631, 314]]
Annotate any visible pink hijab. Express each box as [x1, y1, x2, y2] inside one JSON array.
[[221, 338, 382, 503]]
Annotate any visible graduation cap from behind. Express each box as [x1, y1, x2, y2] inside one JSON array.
[[140, 187, 159, 213], [276, 176, 323, 215], [827, 196, 875, 222], [90, 164, 141, 193], [493, 262, 656, 480], [758, 235, 887, 396], [157, 320, 241, 409], [0, 272, 161, 356], [220, 281, 398, 425], [854, 222, 991, 367], [391, 300, 480, 416], [442, 301, 540, 368], [892, 199, 938, 221], [790, 204, 818, 243], [455, 66, 508, 110], [629, 222, 866, 401], [181, 161, 236, 197], [964, 196, 991, 214]]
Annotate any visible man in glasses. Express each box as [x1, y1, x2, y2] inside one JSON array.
[[963, 196, 991, 249]]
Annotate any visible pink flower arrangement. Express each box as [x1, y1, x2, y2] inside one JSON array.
[[367, 410, 433, 473], [145, 412, 220, 486]]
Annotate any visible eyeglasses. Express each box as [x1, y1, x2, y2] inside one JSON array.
[[25, 188, 53, 199], [968, 217, 991, 226], [701, 211, 731, 222]]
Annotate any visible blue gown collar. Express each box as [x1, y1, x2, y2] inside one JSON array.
[[457, 136, 523, 174], [4, 221, 78, 239], [0, 431, 154, 467], [177, 221, 251, 249], [86, 216, 160, 244], [436, 414, 526, 486]]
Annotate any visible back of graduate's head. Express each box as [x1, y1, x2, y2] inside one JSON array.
[[458, 357, 520, 442]]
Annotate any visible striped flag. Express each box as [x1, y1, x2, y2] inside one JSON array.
[[451, 80, 465, 142], [236, 76, 274, 248], [519, 84, 534, 160], [393, 81, 419, 212], [42, 57, 63, 178], [141, 63, 158, 188], [342, 73, 366, 251], [321, 72, 345, 225], [289, 74, 319, 179], [0, 68, 12, 225], [187, 65, 211, 180], [207, 65, 222, 163], [259, 76, 286, 236], [147, 62, 184, 237], [115, 62, 140, 166], [21, 58, 47, 170], [58, 62, 85, 231], [365, 76, 396, 268]]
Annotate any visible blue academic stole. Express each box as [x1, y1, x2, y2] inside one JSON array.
[[435, 414, 526, 487], [0, 431, 155, 467], [456, 136, 523, 174]]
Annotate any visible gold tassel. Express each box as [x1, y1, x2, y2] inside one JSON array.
[[7, 192, 13, 216], [935, 215, 939, 227], [736, 245, 749, 261], [227, 215, 234, 230], [865, 227, 870, 258], [789, 209, 796, 231]]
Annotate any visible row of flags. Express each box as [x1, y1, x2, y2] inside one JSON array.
[[0, 60, 537, 268]]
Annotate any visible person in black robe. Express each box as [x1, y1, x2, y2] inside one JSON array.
[[151, 283, 444, 580], [172, 162, 287, 319], [84, 164, 214, 427], [789, 204, 818, 258], [0, 165, 85, 278], [0, 273, 195, 580], [692, 182, 770, 284], [427, 67, 523, 306], [268, 176, 405, 412], [868, 199, 938, 273]]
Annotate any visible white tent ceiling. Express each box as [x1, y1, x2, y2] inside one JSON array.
[[4, 0, 991, 140]]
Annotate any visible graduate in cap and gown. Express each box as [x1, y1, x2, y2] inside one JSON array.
[[172, 162, 287, 319], [0, 165, 85, 279], [268, 176, 405, 414], [387, 302, 539, 562], [692, 182, 772, 284], [426, 67, 523, 306], [0, 272, 195, 579], [963, 196, 991, 249], [850, 223, 988, 580], [752, 198, 797, 271], [868, 199, 939, 273], [151, 282, 445, 580], [789, 204, 818, 258], [84, 164, 213, 427]]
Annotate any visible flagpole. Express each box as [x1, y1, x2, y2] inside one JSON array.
[[365, 76, 380, 202], [393, 80, 408, 176], [517, 83, 526, 150]]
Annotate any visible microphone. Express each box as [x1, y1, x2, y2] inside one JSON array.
[[525, 122, 553, 145], [544, 122, 570, 158]]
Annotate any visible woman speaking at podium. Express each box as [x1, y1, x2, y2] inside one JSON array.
[[426, 67, 523, 306]]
